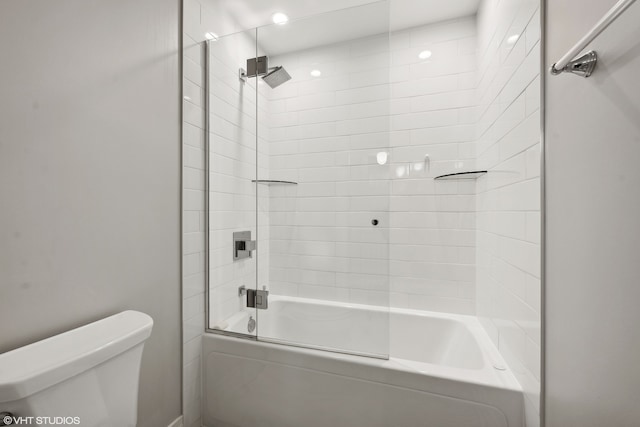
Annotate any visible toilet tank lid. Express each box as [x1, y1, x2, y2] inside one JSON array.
[[0, 310, 153, 403]]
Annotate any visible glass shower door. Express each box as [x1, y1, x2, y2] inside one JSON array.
[[205, 29, 260, 337], [255, 2, 391, 357], [206, 2, 391, 358]]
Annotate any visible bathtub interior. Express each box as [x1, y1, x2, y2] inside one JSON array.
[[217, 297, 390, 357], [390, 311, 484, 370], [215, 295, 509, 378]]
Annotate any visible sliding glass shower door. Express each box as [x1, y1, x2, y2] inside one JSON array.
[[207, 1, 391, 358]]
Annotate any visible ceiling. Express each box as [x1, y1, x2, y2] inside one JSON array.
[[389, 0, 480, 30], [208, 0, 481, 54]]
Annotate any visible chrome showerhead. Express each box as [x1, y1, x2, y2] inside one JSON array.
[[262, 66, 291, 89], [239, 56, 291, 89]]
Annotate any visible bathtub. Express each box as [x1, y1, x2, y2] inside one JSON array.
[[203, 296, 523, 427]]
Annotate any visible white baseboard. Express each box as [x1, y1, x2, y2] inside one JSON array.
[[168, 415, 183, 427]]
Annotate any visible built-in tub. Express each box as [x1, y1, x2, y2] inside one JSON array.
[[203, 296, 523, 427]]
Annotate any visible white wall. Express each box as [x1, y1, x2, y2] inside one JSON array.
[[0, 1, 182, 426], [267, 17, 479, 313], [545, 0, 640, 426], [474, 1, 541, 426]]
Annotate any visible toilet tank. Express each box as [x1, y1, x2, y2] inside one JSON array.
[[0, 311, 153, 427]]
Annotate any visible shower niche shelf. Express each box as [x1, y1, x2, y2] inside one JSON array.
[[434, 171, 487, 180], [252, 179, 298, 185]]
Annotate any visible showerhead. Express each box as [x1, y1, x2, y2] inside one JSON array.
[[262, 66, 291, 89], [240, 56, 292, 89]]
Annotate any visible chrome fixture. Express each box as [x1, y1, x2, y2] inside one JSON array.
[[550, 51, 597, 78], [434, 171, 487, 180], [243, 56, 268, 78], [240, 56, 291, 89], [550, 0, 637, 77], [233, 231, 256, 261], [246, 286, 269, 310], [252, 179, 298, 185], [240, 284, 268, 309], [247, 316, 256, 333], [262, 66, 292, 89]]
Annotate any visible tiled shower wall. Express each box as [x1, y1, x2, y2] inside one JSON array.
[[388, 18, 478, 313], [266, 34, 393, 307], [182, 0, 207, 424], [267, 17, 479, 313], [475, 0, 541, 426]]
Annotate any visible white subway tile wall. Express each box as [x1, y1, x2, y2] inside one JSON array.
[[182, 28, 206, 427], [475, 1, 540, 426], [266, 17, 479, 312], [390, 17, 478, 314], [182, 1, 209, 426], [265, 32, 392, 306]]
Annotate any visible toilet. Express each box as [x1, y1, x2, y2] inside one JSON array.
[[0, 311, 153, 427]]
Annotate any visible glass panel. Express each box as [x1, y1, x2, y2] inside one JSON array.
[[206, 29, 260, 336], [256, 2, 391, 358]]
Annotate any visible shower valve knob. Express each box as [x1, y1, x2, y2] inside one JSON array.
[[371, 219, 379, 226]]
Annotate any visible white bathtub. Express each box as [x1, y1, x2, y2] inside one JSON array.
[[203, 296, 523, 427]]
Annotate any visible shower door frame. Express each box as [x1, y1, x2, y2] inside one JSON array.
[[203, 38, 260, 342]]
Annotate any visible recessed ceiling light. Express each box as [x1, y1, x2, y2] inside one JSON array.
[[310, 69, 322, 77], [507, 34, 519, 45], [272, 12, 289, 25], [205, 32, 219, 41], [418, 50, 432, 60]]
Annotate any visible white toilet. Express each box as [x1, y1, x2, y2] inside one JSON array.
[[0, 311, 153, 427]]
